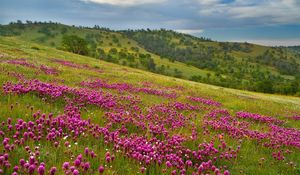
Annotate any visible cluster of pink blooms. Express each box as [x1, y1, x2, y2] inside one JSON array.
[[204, 109, 300, 160], [290, 115, 300, 120], [0, 108, 109, 174], [80, 79, 177, 98], [187, 96, 222, 107], [1, 58, 36, 68], [52, 59, 103, 73], [7, 72, 25, 79], [61, 149, 105, 174], [39, 65, 59, 75], [3, 79, 120, 109], [1, 59, 59, 75], [0, 102, 233, 174], [235, 111, 284, 125]]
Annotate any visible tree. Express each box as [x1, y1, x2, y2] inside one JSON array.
[[140, 57, 156, 72], [174, 68, 182, 78], [61, 35, 88, 55], [206, 73, 211, 79], [255, 80, 273, 93]]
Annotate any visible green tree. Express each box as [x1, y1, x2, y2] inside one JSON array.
[[255, 80, 273, 93], [61, 35, 88, 55]]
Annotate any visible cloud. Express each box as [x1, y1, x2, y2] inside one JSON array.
[[231, 38, 300, 46], [175, 29, 204, 35], [196, 0, 300, 25], [80, 0, 165, 6], [196, 0, 221, 6]]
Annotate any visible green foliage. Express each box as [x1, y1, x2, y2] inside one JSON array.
[[255, 80, 274, 93], [61, 35, 88, 55]]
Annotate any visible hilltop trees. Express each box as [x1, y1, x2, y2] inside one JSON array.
[[61, 35, 88, 55]]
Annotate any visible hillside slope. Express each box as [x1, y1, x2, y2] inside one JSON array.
[[124, 29, 300, 94], [0, 22, 299, 95], [0, 36, 300, 175], [0, 22, 212, 79]]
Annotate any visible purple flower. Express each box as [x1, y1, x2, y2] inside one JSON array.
[[63, 162, 70, 170], [224, 170, 230, 175], [83, 162, 90, 171], [74, 159, 81, 167], [38, 165, 45, 175], [140, 167, 146, 173], [49, 167, 57, 175], [98, 165, 104, 173], [166, 161, 172, 168], [84, 147, 89, 155], [29, 164, 36, 175], [13, 165, 19, 172], [73, 169, 79, 175]]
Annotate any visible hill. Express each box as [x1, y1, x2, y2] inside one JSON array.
[[124, 29, 300, 94], [286, 46, 300, 54], [0, 36, 300, 175], [0, 21, 299, 95]]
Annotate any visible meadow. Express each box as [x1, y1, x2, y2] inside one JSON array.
[[0, 36, 299, 175]]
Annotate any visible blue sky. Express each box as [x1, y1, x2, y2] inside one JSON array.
[[1, 0, 300, 46]]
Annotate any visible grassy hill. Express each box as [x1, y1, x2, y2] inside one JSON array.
[[124, 29, 300, 94], [0, 36, 300, 175], [287, 46, 300, 54], [0, 22, 212, 79], [0, 21, 299, 96]]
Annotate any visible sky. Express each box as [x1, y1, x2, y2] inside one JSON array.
[[1, 0, 300, 46]]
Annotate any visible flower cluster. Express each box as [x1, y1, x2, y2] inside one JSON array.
[[204, 110, 299, 159], [1, 59, 59, 75], [52, 59, 103, 73], [290, 115, 300, 120], [3, 79, 118, 109], [187, 96, 222, 107], [80, 79, 177, 98], [236, 111, 284, 125], [40, 65, 59, 75], [1, 58, 36, 68]]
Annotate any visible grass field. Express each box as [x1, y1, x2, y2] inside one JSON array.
[[0, 36, 299, 175]]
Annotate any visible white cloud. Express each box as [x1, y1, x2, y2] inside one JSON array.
[[230, 38, 300, 46], [196, 0, 300, 25], [196, 0, 221, 6], [81, 0, 165, 6], [175, 29, 204, 35]]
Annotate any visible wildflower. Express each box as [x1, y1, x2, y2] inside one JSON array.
[[28, 164, 36, 175], [63, 162, 70, 170], [38, 165, 45, 175], [166, 161, 172, 168], [49, 167, 57, 175], [98, 165, 104, 173], [84, 162, 90, 171], [84, 147, 89, 155], [74, 159, 81, 167], [140, 167, 146, 173], [73, 169, 79, 175], [224, 170, 230, 175]]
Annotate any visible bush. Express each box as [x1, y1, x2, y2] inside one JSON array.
[[61, 35, 88, 55]]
